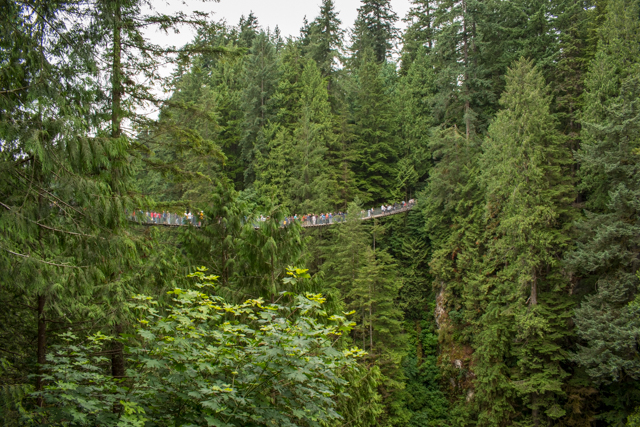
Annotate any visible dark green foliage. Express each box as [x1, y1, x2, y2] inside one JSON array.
[[4, 0, 640, 424], [401, 0, 436, 74], [476, 58, 575, 426], [241, 31, 279, 186], [567, 0, 640, 422], [307, 0, 344, 81], [351, 50, 398, 203], [351, 0, 399, 64]]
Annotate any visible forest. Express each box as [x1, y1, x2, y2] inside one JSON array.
[[1, 0, 639, 425]]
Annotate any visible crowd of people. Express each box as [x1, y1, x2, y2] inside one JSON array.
[[276, 199, 416, 227], [129, 210, 204, 226], [129, 199, 416, 228]]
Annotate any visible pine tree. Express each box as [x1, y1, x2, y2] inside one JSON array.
[[567, 0, 640, 422], [400, 0, 436, 74], [290, 60, 334, 213], [241, 31, 279, 187], [351, 49, 398, 203], [307, 0, 344, 82], [395, 46, 436, 200], [477, 58, 575, 426], [351, 0, 399, 64]]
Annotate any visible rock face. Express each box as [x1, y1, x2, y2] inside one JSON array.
[[435, 284, 476, 402]]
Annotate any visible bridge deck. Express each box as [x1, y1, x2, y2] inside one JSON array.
[[130, 202, 416, 229]]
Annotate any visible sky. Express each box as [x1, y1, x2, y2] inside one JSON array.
[[141, 0, 413, 119], [151, 0, 414, 47]]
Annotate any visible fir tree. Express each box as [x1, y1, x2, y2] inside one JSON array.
[[351, 49, 398, 203], [478, 58, 575, 426], [396, 46, 436, 200], [568, 0, 640, 421], [240, 31, 279, 186], [290, 60, 334, 213], [400, 0, 436, 74], [351, 0, 399, 64], [307, 0, 344, 82]]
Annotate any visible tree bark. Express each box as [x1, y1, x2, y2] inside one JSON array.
[[416, 320, 423, 365], [111, 323, 125, 379], [530, 269, 538, 306], [111, 0, 122, 141], [36, 294, 46, 407]]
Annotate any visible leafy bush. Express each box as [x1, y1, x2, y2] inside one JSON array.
[[32, 269, 365, 426]]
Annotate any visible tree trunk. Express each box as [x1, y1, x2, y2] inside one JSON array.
[[530, 269, 538, 306], [416, 320, 423, 365], [111, 0, 122, 141], [462, 0, 471, 139], [36, 294, 46, 407], [111, 323, 125, 379]]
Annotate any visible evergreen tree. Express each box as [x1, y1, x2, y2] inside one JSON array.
[[307, 0, 344, 82], [400, 0, 436, 74], [351, 0, 398, 64], [241, 31, 279, 187], [422, 126, 485, 421], [290, 60, 334, 213], [552, 0, 597, 158], [351, 49, 398, 203], [477, 58, 575, 426], [396, 46, 436, 200], [568, 0, 640, 422], [238, 13, 260, 49], [0, 0, 218, 407], [322, 203, 408, 425]]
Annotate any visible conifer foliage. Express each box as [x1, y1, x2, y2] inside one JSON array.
[[3, 0, 640, 425]]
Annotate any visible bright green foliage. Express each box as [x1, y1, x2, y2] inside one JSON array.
[[321, 204, 407, 425], [567, 0, 640, 422], [32, 270, 365, 426], [477, 58, 575, 426]]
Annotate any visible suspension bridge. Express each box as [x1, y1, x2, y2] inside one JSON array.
[[130, 200, 417, 229]]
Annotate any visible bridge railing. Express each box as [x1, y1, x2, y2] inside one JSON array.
[[128, 200, 416, 228], [127, 210, 203, 226], [261, 200, 417, 228]]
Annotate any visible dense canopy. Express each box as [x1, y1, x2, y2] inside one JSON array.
[[1, 0, 640, 426]]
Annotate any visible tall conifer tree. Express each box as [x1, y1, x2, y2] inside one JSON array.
[[351, 49, 398, 203], [241, 31, 279, 186], [477, 58, 575, 426], [568, 0, 640, 421], [290, 60, 334, 213], [351, 0, 398, 64], [307, 0, 344, 83]]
